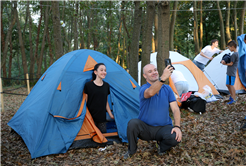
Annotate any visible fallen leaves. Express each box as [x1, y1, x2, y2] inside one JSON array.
[[1, 88, 246, 165]]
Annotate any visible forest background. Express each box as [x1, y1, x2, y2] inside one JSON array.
[[1, 1, 246, 86]]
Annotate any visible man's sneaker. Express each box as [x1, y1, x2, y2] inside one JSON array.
[[227, 99, 236, 105], [123, 151, 132, 159], [241, 123, 246, 131], [229, 96, 233, 101]]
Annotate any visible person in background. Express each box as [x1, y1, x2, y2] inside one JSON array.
[[171, 70, 189, 97], [84, 63, 114, 133], [193, 39, 223, 71], [221, 40, 239, 104], [123, 64, 182, 159]]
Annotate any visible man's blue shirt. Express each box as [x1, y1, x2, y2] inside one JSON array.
[[138, 82, 176, 126]]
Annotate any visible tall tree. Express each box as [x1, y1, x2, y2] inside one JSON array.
[[169, 1, 178, 51], [129, 1, 142, 82], [79, 5, 85, 49], [106, 1, 112, 57], [86, 6, 91, 49], [15, 1, 28, 77], [225, 1, 231, 43], [62, 1, 71, 52], [233, 1, 238, 42], [51, 1, 63, 59], [157, 1, 170, 83], [193, 1, 199, 55], [239, 1, 246, 35], [27, 1, 35, 80], [216, 1, 226, 49], [34, 1, 43, 73], [73, 1, 78, 50], [141, 1, 156, 85], [154, 11, 158, 51], [37, 5, 49, 76], [199, 0, 203, 51]]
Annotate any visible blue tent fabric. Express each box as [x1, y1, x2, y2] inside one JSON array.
[[8, 49, 140, 159], [237, 34, 246, 88]]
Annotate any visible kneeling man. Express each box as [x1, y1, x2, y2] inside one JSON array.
[[124, 64, 182, 159]]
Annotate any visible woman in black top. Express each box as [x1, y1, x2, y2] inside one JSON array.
[[84, 63, 114, 133]]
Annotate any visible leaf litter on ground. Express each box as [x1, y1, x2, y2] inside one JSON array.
[[1, 87, 246, 165]]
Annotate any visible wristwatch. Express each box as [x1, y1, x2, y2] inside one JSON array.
[[158, 77, 165, 83]]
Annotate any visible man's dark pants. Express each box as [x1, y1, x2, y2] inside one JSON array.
[[127, 119, 180, 155]]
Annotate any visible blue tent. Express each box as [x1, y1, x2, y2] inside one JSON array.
[[8, 49, 140, 159], [237, 34, 246, 88]]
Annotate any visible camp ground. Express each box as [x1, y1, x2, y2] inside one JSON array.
[[204, 34, 246, 95], [8, 49, 140, 159], [138, 51, 220, 98]]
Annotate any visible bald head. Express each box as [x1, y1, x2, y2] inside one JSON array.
[[143, 64, 156, 74]]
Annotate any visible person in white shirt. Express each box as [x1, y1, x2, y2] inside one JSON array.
[[171, 70, 189, 97], [193, 39, 223, 71]]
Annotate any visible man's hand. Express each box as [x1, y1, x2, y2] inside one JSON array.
[[160, 65, 173, 81], [209, 57, 213, 60], [171, 127, 182, 142]]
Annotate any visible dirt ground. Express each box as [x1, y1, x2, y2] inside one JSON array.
[[1, 87, 246, 165]]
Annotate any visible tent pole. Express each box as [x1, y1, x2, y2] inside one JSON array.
[[26, 73, 30, 95], [0, 77, 4, 112]]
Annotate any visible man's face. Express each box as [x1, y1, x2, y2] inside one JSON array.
[[228, 46, 233, 52], [212, 41, 219, 47], [143, 64, 159, 83]]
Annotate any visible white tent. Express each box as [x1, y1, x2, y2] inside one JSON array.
[[204, 48, 246, 94], [138, 51, 219, 95]]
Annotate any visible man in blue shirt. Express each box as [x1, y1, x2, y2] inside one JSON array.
[[124, 64, 182, 159]]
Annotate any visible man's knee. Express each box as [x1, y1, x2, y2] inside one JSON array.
[[169, 133, 180, 146], [127, 119, 141, 131]]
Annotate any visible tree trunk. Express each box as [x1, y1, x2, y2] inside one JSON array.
[[1, 2, 5, 52], [115, 3, 124, 65], [35, 1, 43, 65], [87, 7, 91, 49], [15, 2, 28, 78], [107, 1, 112, 57], [225, 1, 231, 43], [8, 31, 13, 80], [51, 1, 63, 59], [62, 1, 71, 52], [79, 5, 85, 49], [46, 28, 54, 66], [193, 1, 200, 55], [92, 7, 99, 50], [1, 2, 16, 69], [28, 2, 35, 80], [169, 1, 178, 51], [233, 1, 238, 42], [157, 1, 170, 84], [217, 1, 226, 49], [239, 1, 246, 35], [141, 1, 156, 85], [73, 1, 78, 50], [37, 5, 49, 76], [129, 1, 142, 82], [199, 0, 203, 51], [154, 11, 158, 51]]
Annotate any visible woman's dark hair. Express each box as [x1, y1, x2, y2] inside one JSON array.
[[92, 63, 105, 80], [211, 39, 218, 45]]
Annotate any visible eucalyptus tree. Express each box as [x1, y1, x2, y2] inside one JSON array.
[[157, 1, 170, 83], [169, 1, 178, 51], [239, 1, 246, 35], [129, 1, 142, 82], [51, 1, 63, 59], [193, 1, 199, 55], [216, 1, 226, 49], [141, 1, 156, 86]]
